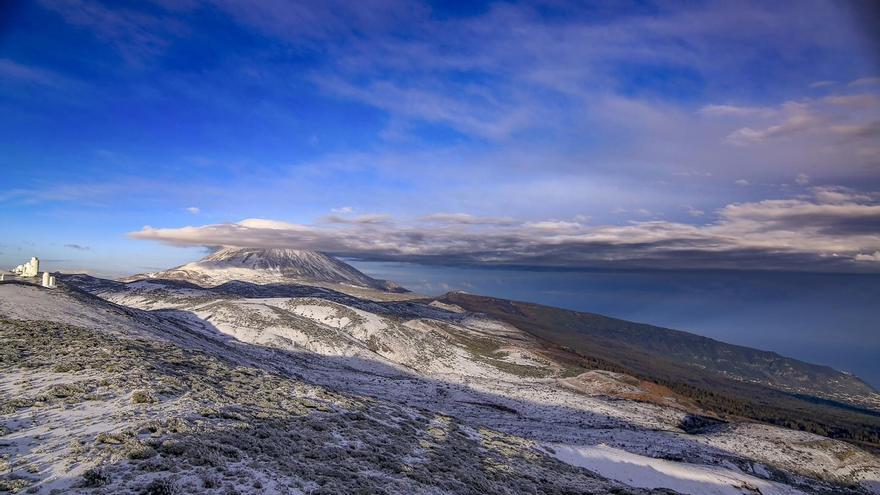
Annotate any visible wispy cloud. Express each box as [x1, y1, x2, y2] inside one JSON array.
[[705, 94, 880, 184], [36, 0, 187, 65], [30, 0, 880, 187], [321, 214, 391, 225], [829, 121, 880, 139], [726, 113, 822, 145], [419, 213, 515, 226], [849, 77, 880, 87], [63, 243, 90, 250], [313, 75, 540, 140], [699, 104, 775, 118], [0, 58, 69, 87]]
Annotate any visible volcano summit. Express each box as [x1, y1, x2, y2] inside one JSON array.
[[124, 247, 406, 293]]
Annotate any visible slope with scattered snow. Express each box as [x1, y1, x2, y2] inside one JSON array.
[[10, 278, 879, 494]]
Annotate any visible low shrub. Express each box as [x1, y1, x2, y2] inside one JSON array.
[[82, 467, 111, 487]]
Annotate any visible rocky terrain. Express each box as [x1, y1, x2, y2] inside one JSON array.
[[2, 250, 880, 494]]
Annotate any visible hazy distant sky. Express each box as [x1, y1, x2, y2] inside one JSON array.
[[1, 1, 879, 378]]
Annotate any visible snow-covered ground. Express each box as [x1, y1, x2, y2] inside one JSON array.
[[3, 280, 879, 494]]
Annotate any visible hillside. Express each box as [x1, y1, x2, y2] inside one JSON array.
[[437, 291, 880, 448], [437, 292, 878, 404], [3, 276, 880, 494]]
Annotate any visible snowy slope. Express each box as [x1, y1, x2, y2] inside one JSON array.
[[34, 275, 880, 495], [123, 247, 406, 292], [1, 282, 659, 495]]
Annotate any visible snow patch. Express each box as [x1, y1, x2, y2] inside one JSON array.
[[549, 443, 806, 495]]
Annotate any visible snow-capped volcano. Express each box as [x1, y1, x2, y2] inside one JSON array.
[[124, 247, 406, 291]]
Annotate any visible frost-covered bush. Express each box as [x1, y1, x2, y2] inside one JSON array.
[[96, 432, 125, 445], [131, 390, 155, 404], [0, 476, 32, 493], [200, 473, 220, 489], [124, 442, 156, 460], [82, 467, 111, 487], [51, 362, 82, 373], [158, 439, 186, 456], [143, 478, 178, 495]]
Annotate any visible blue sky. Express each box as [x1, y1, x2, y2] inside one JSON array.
[[2, 0, 879, 276], [2, 0, 880, 383]]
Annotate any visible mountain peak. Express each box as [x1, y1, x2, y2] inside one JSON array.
[[124, 247, 407, 292], [204, 247, 339, 268]]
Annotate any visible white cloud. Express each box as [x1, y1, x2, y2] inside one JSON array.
[[855, 251, 880, 262], [735, 179, 750, 186], [186, 206, 200, 214], [130, 187, 880, 272], [331, 206, 354, 214], [238, 218, 309, 230], [524, 220, 583, 231], [795, 173, 810, 186], [811, 186, 877, 205]]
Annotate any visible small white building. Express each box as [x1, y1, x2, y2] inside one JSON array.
[[12, 257, 40, 277]]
